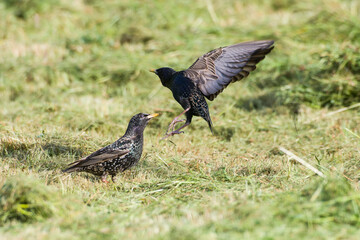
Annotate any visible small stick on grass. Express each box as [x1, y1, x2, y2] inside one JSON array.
[[306, 102, 360, 124], [343, 127, 360, 139], [324, 102, 360, 118], [279, 146, 325, 178], [205, 0, 219, 24]]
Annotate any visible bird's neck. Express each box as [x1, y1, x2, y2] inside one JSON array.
[[161, 72, 177, 89], [161, 78, 173, 89], [124, 125, 146, 138]]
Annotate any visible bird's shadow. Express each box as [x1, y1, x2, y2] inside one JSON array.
[[0, 139, 85, 172], [236, 91, 280, 111], [235, 91, 300, 116], [41, 143, 84, 158]]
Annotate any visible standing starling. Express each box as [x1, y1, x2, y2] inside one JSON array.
[[62, 113, 159, 183], [150, 40, 274, 138]]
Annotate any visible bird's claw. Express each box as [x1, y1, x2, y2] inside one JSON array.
[[162, 107, 191, 140], [161, 130, 185, 140], [166, 118, 185, 134]]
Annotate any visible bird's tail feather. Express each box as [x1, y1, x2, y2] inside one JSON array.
[[62, 166, 78, 173], [62, 158, 85, 173], [208, 119, 214, 135]]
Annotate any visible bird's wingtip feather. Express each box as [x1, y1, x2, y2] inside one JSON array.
[[62, 167, 75, 173]]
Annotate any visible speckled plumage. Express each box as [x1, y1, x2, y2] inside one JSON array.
[[62, 113, 158, 182], [151, 40, 274, 137], [169, 72, 213, 132]]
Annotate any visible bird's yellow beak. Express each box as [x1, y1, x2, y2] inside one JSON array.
[[147, 113, 159, 119], [149, 69, 156, 74]]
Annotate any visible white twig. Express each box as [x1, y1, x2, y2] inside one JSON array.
[[156, 154, 169, 167], [344, 127, 360, 139], [324, 102, 360, 117], [205, 0, 219, 24], [279, 146, 325, 178], [306, 102, 360, 124]]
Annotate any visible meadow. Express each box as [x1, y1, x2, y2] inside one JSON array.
[[0, 0, 360, 239]]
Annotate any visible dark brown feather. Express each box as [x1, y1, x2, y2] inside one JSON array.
[[184, 40, 274, 101], [67, 149, 130, 168]]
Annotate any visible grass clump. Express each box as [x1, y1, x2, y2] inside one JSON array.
[[2, 0, 59, 19], [281, 176, 360, 226], [0, 175, 66, 224], [301, 176, 353, 201]]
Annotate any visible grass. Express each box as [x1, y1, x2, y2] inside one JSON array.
[[0, 0, 360, 239]]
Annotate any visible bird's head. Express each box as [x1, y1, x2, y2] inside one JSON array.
[[126, 113, 159, 136], [149, 67, 176, 88]]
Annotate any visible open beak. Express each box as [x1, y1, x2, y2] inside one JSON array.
[[147, 113, 159, 119], [149, 69, 157, 74]]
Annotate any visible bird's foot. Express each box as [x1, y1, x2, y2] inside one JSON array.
[[101, 174, 109, 183], [166, 118, 185, 133], [165, 107, 190, 134], [162, 130, 185, 140], [111, 175, 116, 183]]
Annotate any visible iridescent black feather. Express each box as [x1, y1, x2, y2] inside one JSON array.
[[152, 40, 274, 136]]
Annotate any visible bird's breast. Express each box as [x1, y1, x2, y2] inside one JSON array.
[[129, 137, 143, 160], [171, 74, 197, 97]]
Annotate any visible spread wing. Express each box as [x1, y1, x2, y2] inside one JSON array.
[[183, 40, 274, 101], [63, 147, 130, 172]]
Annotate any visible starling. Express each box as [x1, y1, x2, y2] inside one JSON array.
[[62, 113, 159, 183], [150, 40, 274, 138]]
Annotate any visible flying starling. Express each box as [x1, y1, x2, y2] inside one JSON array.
[[62, 113, 159, 183], [150, 40, 274, 138]]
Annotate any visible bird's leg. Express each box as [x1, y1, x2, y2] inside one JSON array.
[[166, 107, 190, 134], [101, 173, 109, 183], [111, 175, 116, 183], [169, 119, 185, 132], [172, 122, 190, 134], [162, 121, 191, 140]]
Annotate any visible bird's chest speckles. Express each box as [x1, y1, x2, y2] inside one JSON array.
[[129, 139, 143, 162], [189, 91, 209, 116]]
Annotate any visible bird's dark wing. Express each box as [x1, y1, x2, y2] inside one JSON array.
[[183, 40, 274, 101], [65, 148, 130, 170]]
